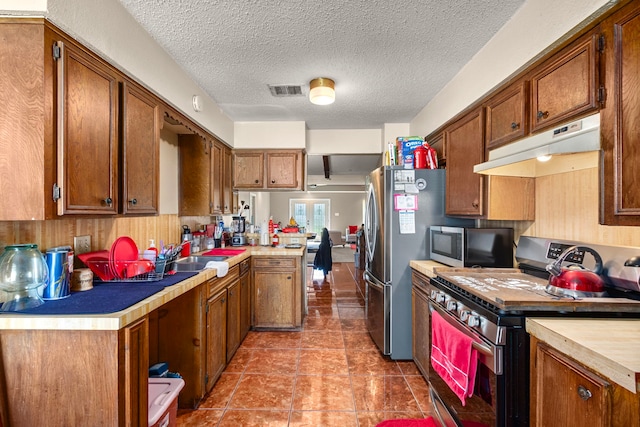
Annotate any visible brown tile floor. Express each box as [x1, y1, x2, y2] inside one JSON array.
[[177, 262, 433, 426]]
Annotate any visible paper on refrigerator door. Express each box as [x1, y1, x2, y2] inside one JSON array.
[[398, 211, 416, 234]]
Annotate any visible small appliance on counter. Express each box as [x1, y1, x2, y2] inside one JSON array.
[[231, 215, 246, 246]]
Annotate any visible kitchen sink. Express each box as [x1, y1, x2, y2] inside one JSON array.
[[173, 255, 230, 272]]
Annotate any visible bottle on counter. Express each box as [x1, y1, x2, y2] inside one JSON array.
[[272, 233, 280, 247], [143, 239, 158, 262], [268, 216, 274, 234]]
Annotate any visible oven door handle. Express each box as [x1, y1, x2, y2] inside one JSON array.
[[429, 301, 503, 375]]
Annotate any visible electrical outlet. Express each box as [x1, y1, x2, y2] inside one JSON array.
[[74, 235, 91, 255]]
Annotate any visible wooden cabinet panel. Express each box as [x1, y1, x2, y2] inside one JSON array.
[[121, 80, 160, 215], [485, 81, 528, 149], [239, 260, 251, 339], [530, 32, 600, 133], [411, 271, 430, 379], [179, 134, 212, 216], [532, 341, 611, 427], [119, 316, 149, 427], [233, 151, 264, 188], [211, 140, 223, 215], [251, 256, 300, 329], [601, 0, 640, 225], [445, 108, 484, 216], [206, 287, 227, 392], [57, 38, 119, 215], [233, 150, 305, 190], [223, 146, 233, 213], [266, 151, 300, 188], [226, 280, 241, 362]]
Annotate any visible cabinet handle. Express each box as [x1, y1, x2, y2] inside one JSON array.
[[577, 385, 592, 401], [221, 297, 226, 303], [254, 179, 259, 184], [510, 122, 519, 130], [129, 198, 137, 205], [271, 180, 276, 184], [287, 276, 291, 280], [471, 200, 479, 208], [103, 197, 113, 206], [537, 110, 549, 120]]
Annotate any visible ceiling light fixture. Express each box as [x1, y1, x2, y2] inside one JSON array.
[[537, 155, 552, 162], [309, 78, 335, 105]]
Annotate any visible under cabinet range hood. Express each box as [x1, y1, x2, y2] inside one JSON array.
[[473, 113, 601, 177]]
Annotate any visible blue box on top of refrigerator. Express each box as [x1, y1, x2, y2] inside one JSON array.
[[363, 166, 473, 359]]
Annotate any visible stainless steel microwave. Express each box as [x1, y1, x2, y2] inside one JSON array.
[[429, 226, 514, 268]]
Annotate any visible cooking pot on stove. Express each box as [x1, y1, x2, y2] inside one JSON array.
[[545, 245, 607, 297]]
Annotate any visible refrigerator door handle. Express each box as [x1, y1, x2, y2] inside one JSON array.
[[363, 270, 386, 289]]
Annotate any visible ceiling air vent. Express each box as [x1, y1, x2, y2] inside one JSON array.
[[268, 84, 305, 97]]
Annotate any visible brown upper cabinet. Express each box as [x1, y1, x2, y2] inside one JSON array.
[[0, 19, 161, 219], [529, 29, 601, 133], [425, 132, 446, 167], [179, 134, 234, 216], [484, 81, 529, 150], [233, 150, 305, 190], [600, 0, 640, 225], [121, 79, 160, 215]]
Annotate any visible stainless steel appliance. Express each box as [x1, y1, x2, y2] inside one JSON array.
[[231, 216, 246, 246], [429, 226, 514, 268], [426, 236, 640, 426], [363, 166, 472, 360]]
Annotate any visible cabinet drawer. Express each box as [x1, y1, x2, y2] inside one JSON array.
[[239, 259, 250, 276], [252, 257, 296, 269], [208, 265, 239, 297]]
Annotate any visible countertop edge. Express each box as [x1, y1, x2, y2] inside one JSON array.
[[0, 247, 304, 331], [526, 318, 640, 394], [410, 260, 447, 278]]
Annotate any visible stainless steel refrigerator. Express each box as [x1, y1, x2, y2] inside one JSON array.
[[363, 166, 471, 359]]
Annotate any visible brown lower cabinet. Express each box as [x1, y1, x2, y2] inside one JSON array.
[[411, 270, 430, 379], [252, 257, 302, 329], [206, 287, 227, 393], [530, 336, 640, 427]]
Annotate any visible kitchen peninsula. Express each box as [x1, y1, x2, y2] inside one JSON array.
[[0, 246, 305, 427]]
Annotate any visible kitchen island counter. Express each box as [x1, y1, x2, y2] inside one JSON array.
[[527, 317, 640, 393], [0, 246, 304, 331]]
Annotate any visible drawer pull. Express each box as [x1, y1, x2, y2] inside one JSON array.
[[577, 385, 592, 401]]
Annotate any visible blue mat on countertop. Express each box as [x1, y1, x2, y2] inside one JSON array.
[[5, 272, 199, 315]]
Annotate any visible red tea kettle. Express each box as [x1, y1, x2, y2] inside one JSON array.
[[545, 246, 607, 298]]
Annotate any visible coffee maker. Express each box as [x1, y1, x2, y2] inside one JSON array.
[[231, 216, 246, 246]]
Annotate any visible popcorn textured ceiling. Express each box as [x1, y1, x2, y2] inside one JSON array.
[[117, 0, 524, 129]]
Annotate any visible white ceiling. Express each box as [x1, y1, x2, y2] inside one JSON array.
[[117, 0, 525, 130]]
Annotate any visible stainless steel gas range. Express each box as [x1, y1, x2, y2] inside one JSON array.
[[425, 236, 640, 427]]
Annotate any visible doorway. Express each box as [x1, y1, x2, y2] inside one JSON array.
[[289, 199, 330, 236]]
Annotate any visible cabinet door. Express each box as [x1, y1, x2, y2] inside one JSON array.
[[266, 151, 300, 189], [56, 39, 119, 215], [206, 288, 227, 392], [233, 151, 264, 188], [485, 81, 528, 149], [226, 279, 241, 362], [119, 316, 149, 427], [411, 272, 430, 378], [425, 131, 446, 167], [534, 343, 610, 427], [222, 146, 233, 214], [179, 134, 212, 216], [530, 32, 600, 133], [445, 108, 484, 216], [600, 0, 640, 225], [252, 269, 295, 328], [239, 268, 251, 340], [121, 80, 160, 215], [211, 141, 223, 215]]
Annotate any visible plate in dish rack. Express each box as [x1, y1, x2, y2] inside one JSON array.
[[110, 237, 139, 279]]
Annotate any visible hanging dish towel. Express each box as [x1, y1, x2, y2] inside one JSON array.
[[204, 261, 229, 278], [430, 310, 478, 406]]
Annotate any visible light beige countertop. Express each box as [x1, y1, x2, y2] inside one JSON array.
[[0, 246, 304, 331], [526, 318, 640, 393], [410, 260, 448, 278]]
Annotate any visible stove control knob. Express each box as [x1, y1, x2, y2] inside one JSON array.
[[446, 300, 457, 311], [467, 313, 481, 328], [460, 310, 470, 322], [430, 289, 438, 300], [436, 292, 446, 304]]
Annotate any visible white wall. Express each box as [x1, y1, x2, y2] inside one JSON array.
[[0, 0, 235, 145], [410, 0, 613, 136], [306, 129, 382, 154], [234, 122, 306, 149]]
